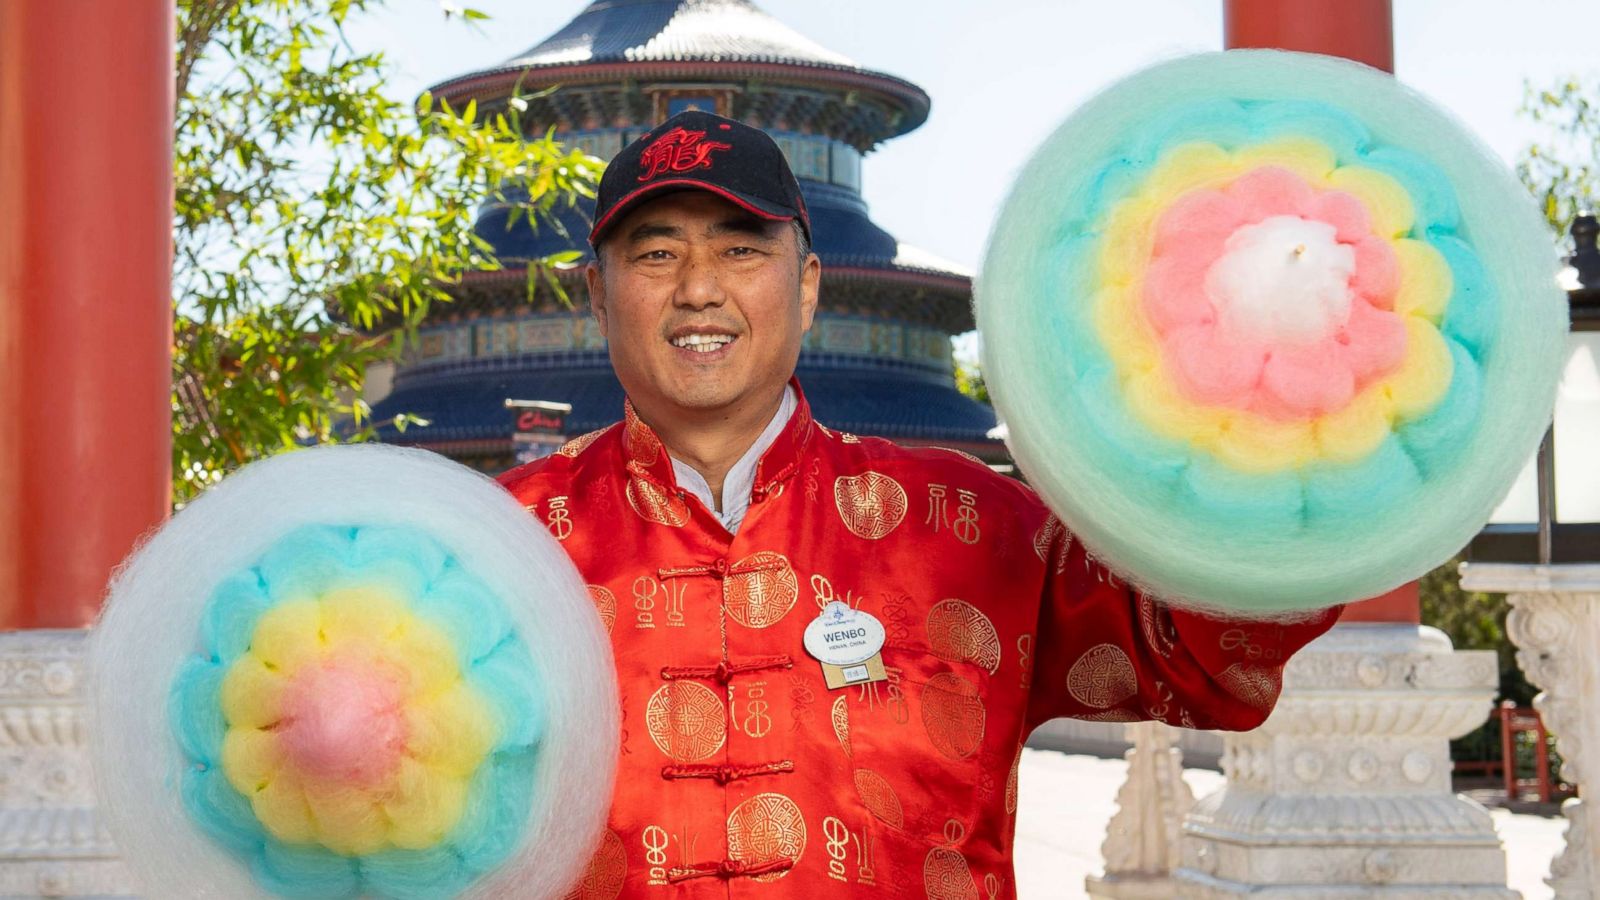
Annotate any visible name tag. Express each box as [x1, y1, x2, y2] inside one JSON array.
[[804, 601, 888, 690]]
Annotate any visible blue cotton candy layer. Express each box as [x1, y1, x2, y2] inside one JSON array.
[[976, 50, 1569, 613], [254, 843, 360, 899]]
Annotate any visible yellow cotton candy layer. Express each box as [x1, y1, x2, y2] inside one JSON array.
[[1233, 138, 1338, 184], [304, 788, 391, 857], [217, 587, 500, 856], [250, 600, 324, 671], [1125, 372, 1228, 446], [319, 587, 407, 644], [1099, 198, 1163, 289], [1143, 141, 1237, 198], [1092, 139, 1454, 473], [1093, 288, 1161, 375], [406, 682, 498, 777], [225, 591, 467, 706], [220, 656, 285, 729], [1392, 239, 1453, 321], [1313, 387, 1396, 464], [388, 619, 460, 698], [1325, 165, 1414, 238], [252, 771, 316, 844], [221, 727, 283, 796], [1380, 316, 1454, 419], [382, 758, 471, 850], [1213, 415, 1319, 474]]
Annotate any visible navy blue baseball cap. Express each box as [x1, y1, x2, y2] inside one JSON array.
[[588, 110, 812, 249]]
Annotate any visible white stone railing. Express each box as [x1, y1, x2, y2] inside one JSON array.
[[1462, 562, 1600, 898], [1086, 721, 1196, 899]]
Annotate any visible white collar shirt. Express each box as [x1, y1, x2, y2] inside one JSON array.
[[669, 384, 797, 535]]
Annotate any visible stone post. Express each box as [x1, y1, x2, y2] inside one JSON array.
[[1461, 563, 1600, 898], [1087, 721, 1196, 898], [0, 630, 134, 898], [1175, 622, 1512, 898]]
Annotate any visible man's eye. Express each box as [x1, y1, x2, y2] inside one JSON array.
[[638, 249, 674, 261], [727, 246, 758, 257]]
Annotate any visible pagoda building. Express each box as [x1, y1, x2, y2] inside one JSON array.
[[370, 0, 998, 469]]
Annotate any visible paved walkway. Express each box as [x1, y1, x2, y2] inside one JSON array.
[[1014, 748, 1568, 898]]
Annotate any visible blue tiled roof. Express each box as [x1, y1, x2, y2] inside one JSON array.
[[371, 365, 997, 445]]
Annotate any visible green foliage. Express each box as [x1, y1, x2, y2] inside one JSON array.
[[1519, 77, 1600, 235], [1419, 555, 1533, 706], [955, 361, 991, 406], [173, 0, 600, 503]]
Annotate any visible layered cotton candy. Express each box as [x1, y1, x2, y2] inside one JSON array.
[[89, 444, 617, 898], [976, 50, 1568, 614]]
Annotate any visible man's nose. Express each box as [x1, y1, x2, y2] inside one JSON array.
[[674, 254, 725, 310]]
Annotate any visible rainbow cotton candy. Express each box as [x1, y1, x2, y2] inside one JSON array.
[[977, 51, 1569, 614], [89, 445, 617, 899]]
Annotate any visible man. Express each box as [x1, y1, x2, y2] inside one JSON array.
[[499, 110, 1340, 898]]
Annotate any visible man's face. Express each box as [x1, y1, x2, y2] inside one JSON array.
[[586, 191, 821, 420]]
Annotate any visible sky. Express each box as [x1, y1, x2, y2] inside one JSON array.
[[346, 0, 1600, 275]]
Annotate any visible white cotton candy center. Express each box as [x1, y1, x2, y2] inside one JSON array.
[[1205, 215, 1355, 344]]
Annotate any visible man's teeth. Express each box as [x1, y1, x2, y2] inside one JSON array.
[[671, 334, 734, 352]]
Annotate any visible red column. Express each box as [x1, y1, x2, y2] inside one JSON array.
[[1224, 0, 1417, 623], [0, 1, 173, 629], [1224, 0, 1393, 72]]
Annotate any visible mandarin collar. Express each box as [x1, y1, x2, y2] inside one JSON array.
[[621, 376, 816, 498]]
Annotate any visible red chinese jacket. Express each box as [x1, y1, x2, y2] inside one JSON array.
[[497, 379, 1339, 900]]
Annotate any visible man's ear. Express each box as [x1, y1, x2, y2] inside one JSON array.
[[585, 259, 608, 338], [799, 252, 821, 332]]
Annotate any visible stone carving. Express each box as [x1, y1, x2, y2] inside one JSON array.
[[0, 629, 137, 897], [1461, 562, 1600, 899], [1174, 622, 1513, 897], [1086, 721, 1195, 899]]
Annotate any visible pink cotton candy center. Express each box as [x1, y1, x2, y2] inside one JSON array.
[[1140, 166, 1410, 419], [278, 656, 409, 787]]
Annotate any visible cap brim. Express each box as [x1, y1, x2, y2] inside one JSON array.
[[588, 178, 796, 248]]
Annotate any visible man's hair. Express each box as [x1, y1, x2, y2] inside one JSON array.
[[790, 219, 811, 262], [594, 219, 811, 274]]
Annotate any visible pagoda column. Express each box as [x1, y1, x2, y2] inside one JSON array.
[[0, 1, 171, 895], [1157, 2, 1512, 895]]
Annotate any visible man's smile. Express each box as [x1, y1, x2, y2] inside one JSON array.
[[667, 325, 741, 359]]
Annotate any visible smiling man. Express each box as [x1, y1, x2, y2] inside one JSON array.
[[586, 184, 819, 524], [498, 110, 1340, 898]]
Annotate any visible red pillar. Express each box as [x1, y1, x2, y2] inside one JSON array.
[[1224, 0, 1393, 72], [0, 1, 173, 629], [1224, 0, 1417, 623]]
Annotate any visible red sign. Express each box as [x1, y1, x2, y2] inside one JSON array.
[[514, 409, 566, 435]]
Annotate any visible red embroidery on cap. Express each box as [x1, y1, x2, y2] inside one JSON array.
[[637, 127, 733, 182]]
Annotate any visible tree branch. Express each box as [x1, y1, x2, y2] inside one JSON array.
[[175, 0, 245, 100]]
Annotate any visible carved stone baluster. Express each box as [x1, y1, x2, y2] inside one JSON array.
[[1086, 720, 1195, 898], [1462, 563, 1600, 898], [1174, 622, 1512, 897], [0, 629, 136, 897]]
